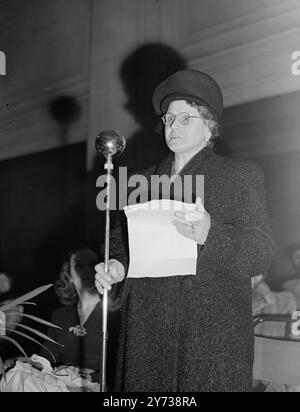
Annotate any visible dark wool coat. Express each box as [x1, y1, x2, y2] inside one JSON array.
[[110, 146, 274, 392]]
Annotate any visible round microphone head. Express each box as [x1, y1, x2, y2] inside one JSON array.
[[95, 130, 126, 158]]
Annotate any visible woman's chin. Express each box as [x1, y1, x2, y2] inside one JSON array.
[[167, 140, 184, 152]]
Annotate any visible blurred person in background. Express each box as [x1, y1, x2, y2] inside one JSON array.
[[283, 244, 300, 309], [40, 248, 120, 387], [0, 272, 14, 296], [252, 274, 296, 338]]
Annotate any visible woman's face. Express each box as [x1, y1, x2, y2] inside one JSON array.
[[69, 253, 95, 291], [164, 100, 210, 156], [0, 273, 11, 294]]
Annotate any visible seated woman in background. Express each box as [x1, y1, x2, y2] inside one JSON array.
[[40, 248, 120, 386], [252, 274, 297, 338], [283, 243, 300, 309]]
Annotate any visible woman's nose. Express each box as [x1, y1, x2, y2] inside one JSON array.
[[170, 116, 180, 129]]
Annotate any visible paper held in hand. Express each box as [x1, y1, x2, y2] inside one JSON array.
[[124, 199, 197, 278]]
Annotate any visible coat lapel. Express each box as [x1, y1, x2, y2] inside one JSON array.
[[153, 151, 174, 177], [154, 146, 215, 177], [176, 146, 214, 177], [151, 146, 215, 203]]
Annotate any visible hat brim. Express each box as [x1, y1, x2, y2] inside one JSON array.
[[160, 93, 219, 119]]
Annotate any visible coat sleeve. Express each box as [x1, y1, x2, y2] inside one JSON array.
[[109, 211, 129, 274], [199, 161, 275, 279], [108, 211, 129, 305]]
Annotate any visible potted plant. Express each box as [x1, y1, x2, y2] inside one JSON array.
[[0, 284, 61, 378]]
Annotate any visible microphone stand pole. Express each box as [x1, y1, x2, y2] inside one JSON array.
[[95, 129, 125, 392], [101, 154, 113, 392]]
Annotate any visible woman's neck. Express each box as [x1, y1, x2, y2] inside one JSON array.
[[77, 289, 100, 310], [174, 142, 207, 173], [76, 290, 100, 325]]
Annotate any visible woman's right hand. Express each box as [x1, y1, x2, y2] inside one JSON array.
[[95, 259, 125, 294]]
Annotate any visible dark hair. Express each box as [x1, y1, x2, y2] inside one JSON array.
[[54, 249, 98, 306]]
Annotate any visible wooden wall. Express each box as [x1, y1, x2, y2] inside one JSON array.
[[0, 0, 90, 161]]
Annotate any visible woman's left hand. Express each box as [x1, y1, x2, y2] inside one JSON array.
[[172, 197, 211, 245]]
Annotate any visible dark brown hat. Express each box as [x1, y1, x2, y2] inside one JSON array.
[[152, 69, 223, 119]]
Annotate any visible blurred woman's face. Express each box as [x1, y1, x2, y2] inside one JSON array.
[[0, 273, 11, 294], [69, 254, 95, 291], [164, 100, 210, 156]]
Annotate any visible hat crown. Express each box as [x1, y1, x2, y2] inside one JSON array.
[[152, 69, 223, 118]]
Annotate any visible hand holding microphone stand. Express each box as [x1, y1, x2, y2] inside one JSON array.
[[95, 130, 126, 392]]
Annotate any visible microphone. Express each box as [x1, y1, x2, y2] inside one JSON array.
[[95, 129, 126, 159]]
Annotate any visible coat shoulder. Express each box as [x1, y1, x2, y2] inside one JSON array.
[[51, 305, 75, 325], [210, 152, 264, 182]]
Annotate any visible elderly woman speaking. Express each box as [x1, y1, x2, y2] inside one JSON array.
[[95, 69, 274, 392]]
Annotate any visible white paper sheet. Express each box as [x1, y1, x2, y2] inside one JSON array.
[[124, 199, 197, 278]]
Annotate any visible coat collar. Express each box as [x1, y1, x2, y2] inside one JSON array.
[[154, 146, 215, 176]]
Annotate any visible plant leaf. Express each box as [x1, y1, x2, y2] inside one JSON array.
[[4, 322, 63, 346], [21, 302, 37, 306], [6, 312, 61, 330], [4, 328, 57, 363], [0, 285, 53, 312], [0, 335, 28, 358]]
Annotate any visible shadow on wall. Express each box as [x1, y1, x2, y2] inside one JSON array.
[[117, 43, 187, 173], [88, 42, 230, 250], [48, 95, 82, 145], [86, 43, 187, 248]]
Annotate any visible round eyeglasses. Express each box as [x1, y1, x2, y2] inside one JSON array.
[[161, 112, 204, 127]]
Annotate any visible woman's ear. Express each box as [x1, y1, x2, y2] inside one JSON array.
[[206, 125, 212, 140], [204, 126, 212, 143]]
